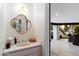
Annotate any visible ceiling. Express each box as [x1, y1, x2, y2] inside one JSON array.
[[51, 3, 79, 23]]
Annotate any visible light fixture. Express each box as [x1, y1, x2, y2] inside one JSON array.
[[60, 25, 65, 29], [16, 4, 28, 15], [55, 13, 59, 16]]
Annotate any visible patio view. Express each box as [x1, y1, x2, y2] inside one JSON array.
[[50, 3, 79, 56]]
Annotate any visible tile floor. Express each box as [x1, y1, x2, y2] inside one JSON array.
[[51, 39, 79, 56]]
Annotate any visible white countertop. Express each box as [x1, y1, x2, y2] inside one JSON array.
[[3, 42, 41, 54]]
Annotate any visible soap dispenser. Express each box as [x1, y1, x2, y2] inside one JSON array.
[[14, 37, 17, 44]]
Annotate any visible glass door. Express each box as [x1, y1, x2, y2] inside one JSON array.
[[50, 3, 79, 56]]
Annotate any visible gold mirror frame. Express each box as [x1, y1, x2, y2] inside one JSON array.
[[11, 14, 31, 34]]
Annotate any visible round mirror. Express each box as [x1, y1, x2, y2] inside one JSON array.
[[11, 14, 31, 34]]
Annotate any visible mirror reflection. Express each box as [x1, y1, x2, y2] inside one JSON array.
[[11, 14, 31, 34]]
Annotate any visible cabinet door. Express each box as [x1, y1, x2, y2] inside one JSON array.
[[4, 46, 42, 56], [25, 51, 41, 56]]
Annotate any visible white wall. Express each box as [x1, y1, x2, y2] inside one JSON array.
[[0, 3, 7, 56], [53, 25, 59, 40], [6, 3, 34, 42], [33, 3, 49, 56]]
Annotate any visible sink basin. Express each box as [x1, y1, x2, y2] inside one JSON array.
[[16, 42, 30, 47]]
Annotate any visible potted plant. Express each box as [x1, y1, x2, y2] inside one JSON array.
[[73, 25, 79, 46]]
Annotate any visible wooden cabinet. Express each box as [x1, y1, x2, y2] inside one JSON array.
[[4, 46, 42, 56]]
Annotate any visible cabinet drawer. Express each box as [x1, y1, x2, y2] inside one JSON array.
[[25, 51, 41, 56], [4, 46, 41, 56]]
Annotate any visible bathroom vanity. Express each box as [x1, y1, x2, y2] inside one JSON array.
[[3, 42, 42, 56], [4, 14, 42, 56]]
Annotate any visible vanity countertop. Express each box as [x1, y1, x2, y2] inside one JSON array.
[[3, 42, 41, 54]]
